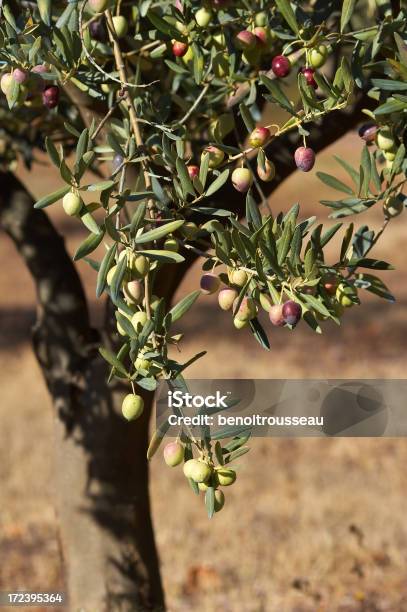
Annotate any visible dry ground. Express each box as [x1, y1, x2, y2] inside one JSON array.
[[1, 132, 407, 612]]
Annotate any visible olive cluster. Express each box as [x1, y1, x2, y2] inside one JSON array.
[[199, 267, 360, 330], [0, 65, 60, 110], [359, 123, 405, 218], [162, 440, 239, 515]]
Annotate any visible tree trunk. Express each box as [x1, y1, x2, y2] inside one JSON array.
[[0, 172, 166, 611]]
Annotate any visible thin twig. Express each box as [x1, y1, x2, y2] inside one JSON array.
[[78, 0, 158, 89]]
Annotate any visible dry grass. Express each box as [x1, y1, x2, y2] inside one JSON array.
[[1, 133, 407, 611]]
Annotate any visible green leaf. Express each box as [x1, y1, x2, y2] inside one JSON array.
[[260, 75, 294, 113], [199, 153, 210, 189], [205, 169, 230, 197], [320, 223, 342, 248], [147, 10, 183, 39], [130, 202, 147, 234], [224, 446, 250, 463], [333, 156, 359, 187], [246, 191, 261, 229], [34, 185, 71, 209], [99, 347, 129, 377], [349, 258, 394, 270], [167, 290, 201, 324], [37, 0, 51, 26], [80, 210, 100, 235], [176, 158, 195, 197], [239, 103, 255, 133], [135, 220, 185, 244], [340, 0, 356, 33], [371, 79, 407, 91], [110, 255, 127, 302], [137, 250, 185, 263], [360, 145, 371, 197], [302, 294, 331, 318], [249, 318, 270, 351], [375, 98, 407, 115], [87, 180, 116, 192], [277, 221, 293, 265], [73, 231, 104, 261], [275, 0, 299, 34], [205, 487, 215, 519], [96, 244, 117, 298], [317, 172, 354, 195], [45, 137, 61, 168]]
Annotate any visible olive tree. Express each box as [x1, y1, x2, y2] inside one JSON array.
[[0, 0, 406, 609]]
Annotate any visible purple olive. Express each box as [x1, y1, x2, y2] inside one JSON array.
[[271, 55, 291, 78], [358, 122, 378, 144], [89, 19, 107, 42], [42, 85, 60, 109], [300, 67, 317, 89], [294, 146, 315, 172], [282, 300, 302, 326]]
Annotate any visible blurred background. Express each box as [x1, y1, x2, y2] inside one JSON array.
[[1, 131, 407, 611]]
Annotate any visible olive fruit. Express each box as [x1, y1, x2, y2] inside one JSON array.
[[358, 122, 378, 144], [216, 468, 236, 486], [376, 127, 396, 152], [257, 158, 276, 182], [112, 15, 128, 39], [181, 221, 199, 239], [202, 145, 225, 168], [62, 192, 83, 216], [229, 268, 248, 287], [218, 288, 238, 311], [187, 165, 199, 179], [106, 265, 118, 286], [135, 351, 151, 372], [234, 30, 256, 51], [131, 310, 148, 331], [309, 44, 328, 69], [195, 7, 212, 27], [200, 273, 220, 295], [301, 67, 317, 89], [12, 68, 28, 84], [183, 459, 212, 483], [89, 0, 109, 12], [124, 280, 143, 304], [163, 442, 185, 467], [282, 300, 302, 326], [383, 195, 403, 218], [234, 296, 257, 321], [294, 146, 316, 172], [269, 304, 285, 327], [231, 168, 253, 193], [336, 283, 359, 307], [122, 393, 144, 421], [233, 317, 248, 329], [214, 489, 225, 512], [164, 236, 179, 252], [271, 55, 291, 78], [255, 11, 268, 27], [249, 126, 271, 149], [173, 41, 189, 57], [322, 273, 339, 295], [42, 85, 60, 109], [0, 73, 13, 95]]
